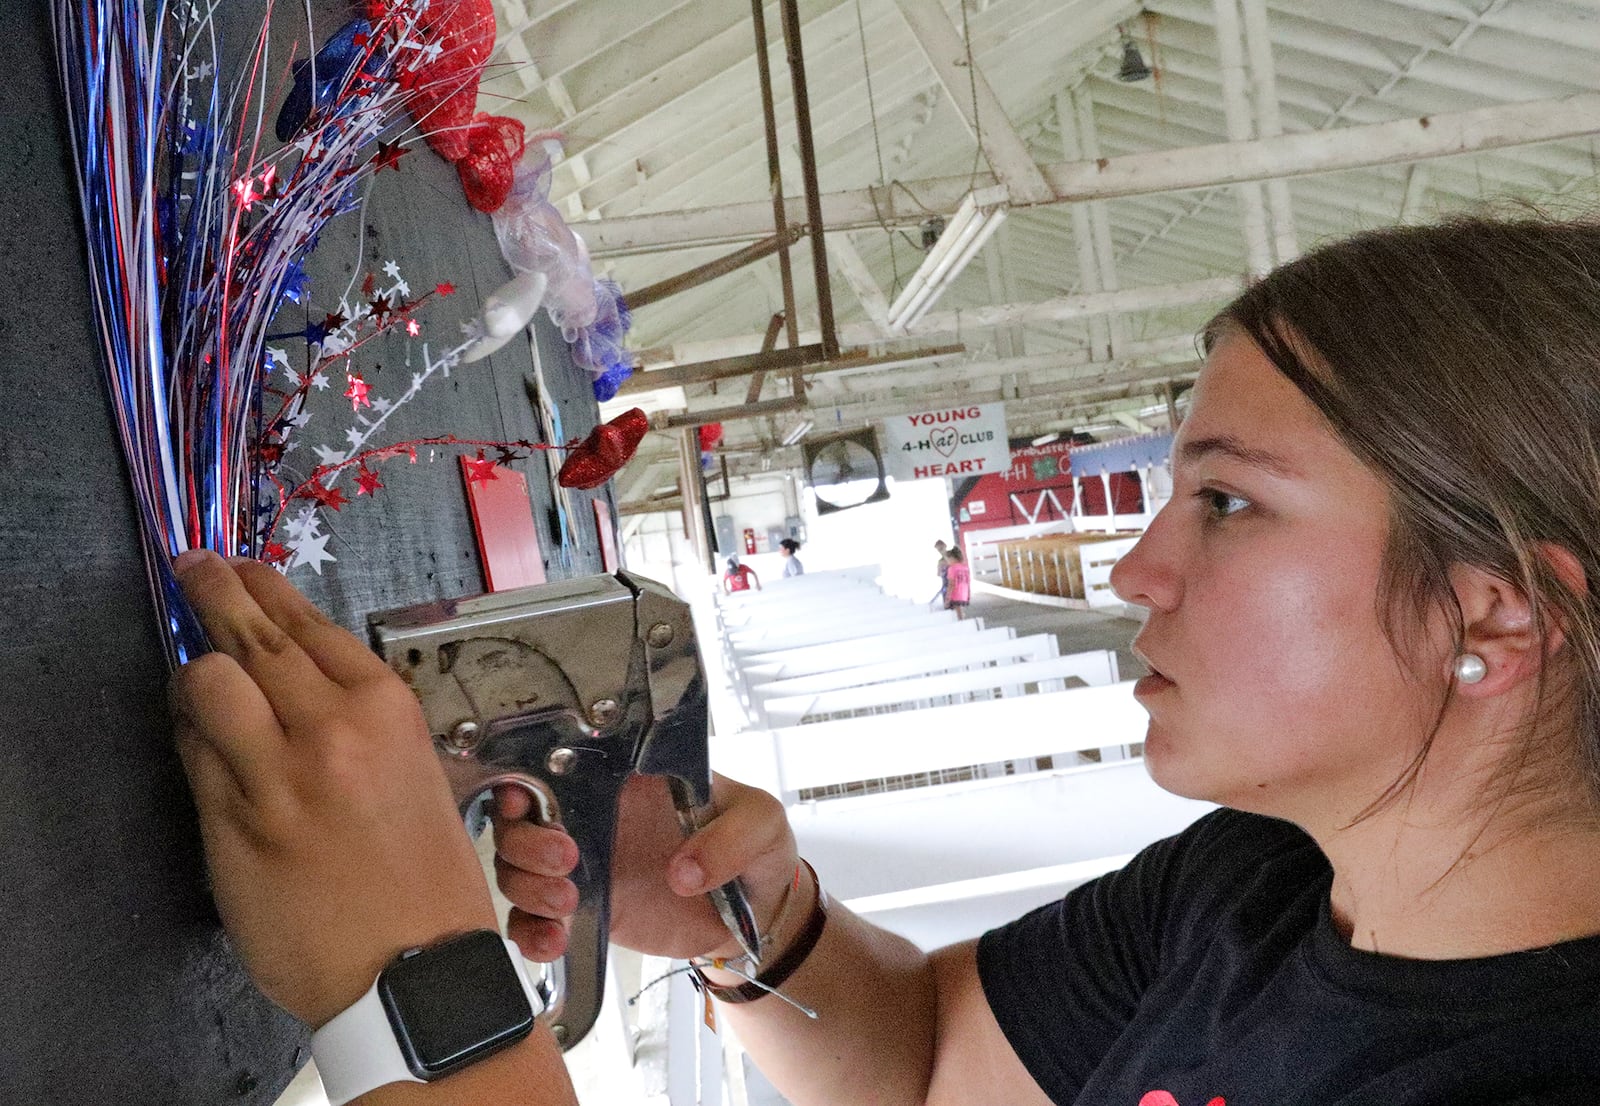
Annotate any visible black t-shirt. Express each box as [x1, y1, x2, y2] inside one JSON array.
[[977, 808, 1600, 1105]]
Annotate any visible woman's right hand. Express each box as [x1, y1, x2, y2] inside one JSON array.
[[492, 772, 799, 963]]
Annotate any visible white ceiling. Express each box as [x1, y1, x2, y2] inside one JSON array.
[[486, 0, 1600, 497]]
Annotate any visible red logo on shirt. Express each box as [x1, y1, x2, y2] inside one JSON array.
[[1139, 1093, 1225, 1106]]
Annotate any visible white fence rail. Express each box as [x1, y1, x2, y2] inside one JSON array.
[[759, 649, 1118, 728], [671, 566, 1166, 1106], [745, 628, 1054, 712]]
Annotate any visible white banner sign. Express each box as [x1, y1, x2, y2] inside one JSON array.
[[880, 402, 1010, 481]]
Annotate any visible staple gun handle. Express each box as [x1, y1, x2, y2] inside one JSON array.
[[453, 711, 635, 1050]]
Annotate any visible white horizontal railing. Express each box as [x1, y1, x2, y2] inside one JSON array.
[[802, 760, 1214, 949], [716, 679, 1148, 804], [745, 628, 1053, 709], [723, 596, 920, 643], [739, 620, 992, 680], [716, 580, 881, 623], [730, 607, 962, 656], [760, 649, 1119, 728]]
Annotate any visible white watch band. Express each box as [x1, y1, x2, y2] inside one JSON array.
[[310, 936, 544, 1106]]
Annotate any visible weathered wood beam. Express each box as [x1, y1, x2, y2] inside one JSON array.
[[889, 0, 1054, 205], [584, 91, 1600, 255], [623, 342, 966, 393], [633, 277, 1240, 368], [1213, 0, 1273, 276], [790, 358, 1205, 428], [620, 344, 827, 394], [625, 228, 806, 310], [618, 496, 686, 517], [658, 395, 810, 429], [825, 232, 891, 329]]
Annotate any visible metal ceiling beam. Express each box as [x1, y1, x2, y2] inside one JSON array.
[[889, 0, 1054, 205], [582, 90, 1600, 256]]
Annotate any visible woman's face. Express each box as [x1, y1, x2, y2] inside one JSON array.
[[1111, 334, 1442, 827]]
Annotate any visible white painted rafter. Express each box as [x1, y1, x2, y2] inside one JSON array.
[[889, 0, 1053, 204], [584, 91, 1600, 255]]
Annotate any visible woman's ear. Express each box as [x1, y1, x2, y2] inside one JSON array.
[[1449, 543, 1587, 697]]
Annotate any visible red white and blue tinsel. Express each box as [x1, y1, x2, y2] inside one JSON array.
[[53, 1, 640, 667]]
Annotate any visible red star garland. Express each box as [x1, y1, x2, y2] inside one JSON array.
[[265, 434, 576, 550], [371, 139, 407, 173], [435, 282, 455, 296], [307, 482, 349, 511], [232, 175, 262, 210], [463, 450, 500, 486], [345, 372, 372, 411], [405, 318, 422, 337]]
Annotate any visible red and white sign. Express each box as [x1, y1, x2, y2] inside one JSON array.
[[880, 402, 1009, 481]]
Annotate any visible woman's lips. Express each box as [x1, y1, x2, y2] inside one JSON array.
[[1134, 672, 1175, 697]]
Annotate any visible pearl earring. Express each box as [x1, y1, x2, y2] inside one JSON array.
[[1454, 653, 1488, 685]]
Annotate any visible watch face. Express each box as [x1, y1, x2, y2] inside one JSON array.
[[378, 930, 536, 1079]]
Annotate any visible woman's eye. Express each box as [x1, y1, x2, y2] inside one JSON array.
[[1198, 488, 1250, 519]]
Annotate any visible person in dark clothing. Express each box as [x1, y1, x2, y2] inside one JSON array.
[[491, 218, 1600, 1104], [173, 217, 1600, 1105]]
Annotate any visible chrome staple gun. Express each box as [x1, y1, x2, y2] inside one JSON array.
[[368, 571, 761, 1048]]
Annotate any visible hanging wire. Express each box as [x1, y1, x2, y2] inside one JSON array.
[[854, 0, 909, 293], [960, 0, 986, 189]]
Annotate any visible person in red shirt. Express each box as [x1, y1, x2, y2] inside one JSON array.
[[722, 558, 761, 594]]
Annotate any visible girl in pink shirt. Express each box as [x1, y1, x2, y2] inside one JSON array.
[[943, 548, 971, 617]]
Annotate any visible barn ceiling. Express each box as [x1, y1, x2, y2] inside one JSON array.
[[485, 0, 1600, 507]]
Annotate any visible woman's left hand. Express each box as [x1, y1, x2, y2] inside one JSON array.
[[167, 551, 498, 1028]]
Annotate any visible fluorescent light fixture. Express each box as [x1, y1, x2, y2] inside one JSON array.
[[780, 419, 814, 446], [1030, 432, 1060, 447], [886, 185, 1010, 334]]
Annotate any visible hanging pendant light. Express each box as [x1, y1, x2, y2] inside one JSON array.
[[1116, 26, 1152, 82]]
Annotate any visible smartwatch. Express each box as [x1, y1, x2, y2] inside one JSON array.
[[311, 929, 545, 1105]]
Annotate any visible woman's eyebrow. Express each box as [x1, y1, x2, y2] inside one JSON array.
[[1176, 434, 1299, 478]]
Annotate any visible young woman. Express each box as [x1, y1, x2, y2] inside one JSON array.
[[171, 216, 1600, 1104]]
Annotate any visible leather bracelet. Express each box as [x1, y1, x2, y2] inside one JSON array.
[[695, 859, 827, 1004]]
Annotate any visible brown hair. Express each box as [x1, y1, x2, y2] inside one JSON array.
[[1205, 216, 1600, 818]]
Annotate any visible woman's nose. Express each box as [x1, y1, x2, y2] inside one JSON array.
[[1109, 514, 1180, 612]]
